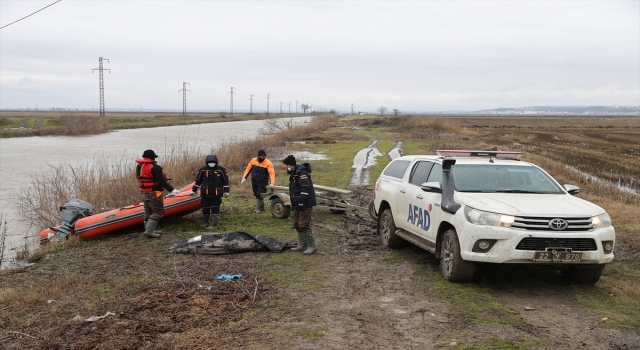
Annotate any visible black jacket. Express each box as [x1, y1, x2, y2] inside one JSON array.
[[192, 155, 230, 198], [288, 163, 316, 208]]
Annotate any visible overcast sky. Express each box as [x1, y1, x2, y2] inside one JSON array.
[[1, 0, 638, 112]]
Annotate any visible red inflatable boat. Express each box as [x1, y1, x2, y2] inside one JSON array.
[[39, 183, 200, 243]]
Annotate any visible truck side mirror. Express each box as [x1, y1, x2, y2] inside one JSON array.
[[421, 182, 442, 193], [564, 184, 580, 195]]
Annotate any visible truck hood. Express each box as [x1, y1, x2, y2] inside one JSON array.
[[454, 192, 606, 216]]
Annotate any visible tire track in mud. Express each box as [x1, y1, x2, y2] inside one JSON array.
[[350, 138, 403, 187]]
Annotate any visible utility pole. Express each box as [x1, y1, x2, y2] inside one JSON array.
[[92, 57, 110, 118], [248, 94, 255, 114], [279, 102, 283, 114], [179, 82, 190, 116], [266, 94, 271, 115], [296, 100, 298, 114], [288, 102, 291, 114], [228, 87, 236, 117], [351, 103, 354, 115]]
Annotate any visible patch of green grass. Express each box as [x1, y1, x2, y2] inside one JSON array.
[[447, 337, 545, 350], [89, 287, 112, 296], [572, 279, 640, 328], [382, 250, 406, 264], [432, 275, 524, 327], [295, 324, 329, 338]]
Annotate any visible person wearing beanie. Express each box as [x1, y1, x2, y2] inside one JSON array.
[[283, 155, 318, 254], [135, 149, 180, 238], [191, 155, 230, 230], [241, 149, 276, 213]]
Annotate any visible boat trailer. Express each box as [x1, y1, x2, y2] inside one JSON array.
[[262, 184, 376, 221]]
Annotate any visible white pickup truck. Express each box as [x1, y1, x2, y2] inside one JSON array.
[[373, 150, 615, 283]]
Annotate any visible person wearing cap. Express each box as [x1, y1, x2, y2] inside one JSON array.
[[135, 149, 180, 238], [191, 155, 230, 230], [241, 150, 276, 213], [282, 155, 317, 254]]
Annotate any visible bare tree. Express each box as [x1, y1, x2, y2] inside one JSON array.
[[300, 104, 310, 113], [264, 118, 294, 132], [393, 109, 401, 117], [377, 106, 387, 117]]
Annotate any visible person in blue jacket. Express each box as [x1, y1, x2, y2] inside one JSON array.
[[282, 155, 317, 254]]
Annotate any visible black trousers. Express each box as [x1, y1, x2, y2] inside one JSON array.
[[201, 196, 222, 215], [252, 180, 268, 199]]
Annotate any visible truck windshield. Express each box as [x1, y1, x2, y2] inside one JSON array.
[[451, 165, 564, 194]]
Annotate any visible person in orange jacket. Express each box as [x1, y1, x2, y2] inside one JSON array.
[[241, 150, 275, 213]]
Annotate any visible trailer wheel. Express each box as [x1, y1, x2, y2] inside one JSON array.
[[329, 208, 346, 214], [270, 197, 290, 219]]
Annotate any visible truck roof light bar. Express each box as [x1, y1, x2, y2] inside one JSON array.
[[436, 150, 522, 160]]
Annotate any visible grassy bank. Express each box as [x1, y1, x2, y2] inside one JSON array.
[[0, 111, 310, 138]]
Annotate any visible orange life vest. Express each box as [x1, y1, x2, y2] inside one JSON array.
[[135, 159, 167, 192]]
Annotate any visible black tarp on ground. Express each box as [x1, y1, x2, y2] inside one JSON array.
[[164, 231, 290, 255]]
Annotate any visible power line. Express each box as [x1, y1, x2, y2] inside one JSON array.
[[0, 0, 62, 30]]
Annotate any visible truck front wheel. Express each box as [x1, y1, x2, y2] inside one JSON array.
[[440, 229, 476, 282]]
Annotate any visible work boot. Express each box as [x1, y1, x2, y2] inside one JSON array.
[[255, 199, 264, 213], [202, 213, 210, 228], [205, 214, 219, 230], [303, 230, 317, 255], [143, 219, 161, 238], [290, 231, 308, 252]]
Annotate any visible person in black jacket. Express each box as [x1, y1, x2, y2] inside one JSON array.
[[191, 155, 230, 230], [282, 155, 317, 254]]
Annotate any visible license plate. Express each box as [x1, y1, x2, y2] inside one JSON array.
[[533, 251, 582, 262]]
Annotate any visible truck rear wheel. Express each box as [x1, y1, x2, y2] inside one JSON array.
[[440, 229, 476, 282], [379, 208, 406, 248]]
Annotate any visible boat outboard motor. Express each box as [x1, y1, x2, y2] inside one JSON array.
[[49, 199, 94, 241]]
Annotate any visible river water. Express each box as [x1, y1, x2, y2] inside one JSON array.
[[0, 117, 312, 268]]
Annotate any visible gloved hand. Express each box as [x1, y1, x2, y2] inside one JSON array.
[[223, 192, 230, 198], [171, 189, 180, 195], [190, 191, 197, 196], [240, 178, 246, 184], [298, 202, 305, 210]]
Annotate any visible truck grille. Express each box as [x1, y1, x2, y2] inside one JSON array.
[[515, 237, 597, 251], [512, 215, 593, 231]]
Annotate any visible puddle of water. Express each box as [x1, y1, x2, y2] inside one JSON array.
[[350, 140, 383, 186], [388, 141, 404, 160], [350, 140, 404, 186], [291, 151, 329, 161], [565, 165, 639, 195]]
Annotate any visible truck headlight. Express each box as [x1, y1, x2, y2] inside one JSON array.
[[464, 206, 514, 227], [591, 213, 612, 229]]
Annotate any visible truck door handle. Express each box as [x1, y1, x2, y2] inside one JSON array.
[[416, 194, 423, 199], [400, 189, 406, 194]]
